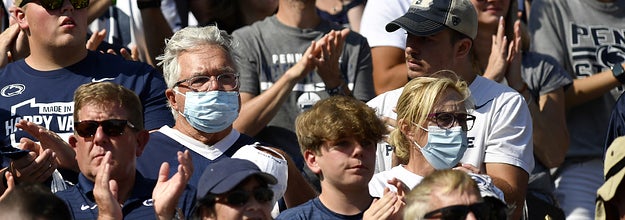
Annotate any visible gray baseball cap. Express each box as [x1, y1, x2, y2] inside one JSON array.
[[386, 0, 478, 40]]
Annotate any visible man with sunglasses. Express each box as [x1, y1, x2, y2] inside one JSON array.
[[403, 169, 508, 220], [55, 82, 196, 219], [366, 0, 534, 219], [193, 157, 276, 219]]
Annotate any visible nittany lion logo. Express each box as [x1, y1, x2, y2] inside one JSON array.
[[1, 84, 25, 97], [597, 45, 625, 68]]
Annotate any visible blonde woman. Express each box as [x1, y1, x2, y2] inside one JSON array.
[[368, 74, 475, 197]]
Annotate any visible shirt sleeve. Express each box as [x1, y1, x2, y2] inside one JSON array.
[[139, 66, 174, 130], [483, 93, 535, 174], [232, 28, 261, 96], [359, 0, 410, 49], [350, 35, 375, 101], [528, 0, 567, 66]]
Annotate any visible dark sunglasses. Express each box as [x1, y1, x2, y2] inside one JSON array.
[[19, 0, 89, 10], [219, 187, 273, 207], [75, 119, 135, 138], [423, 202, 491, 220], [428, 112, 476, 131]]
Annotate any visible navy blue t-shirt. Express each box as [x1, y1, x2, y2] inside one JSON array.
[[606, 92, 625, 151], [0, 51, 173, 148], [276, 197, 364, 220], [136, 130, 255, 188], [54, 172, 196, 220]]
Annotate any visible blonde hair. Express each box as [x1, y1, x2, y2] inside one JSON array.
[[403, 170, 481, 220], [73, 82, 144, 131], [389, 73, 471, 162], [295, 96, 387, 155]]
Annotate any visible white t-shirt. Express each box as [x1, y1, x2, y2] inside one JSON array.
[[367, 76, 535, 174], [368, 165, 423, 198], [359, 0, 411, 49], [368, 165, 506, 203], [366, 87, 402, 173]]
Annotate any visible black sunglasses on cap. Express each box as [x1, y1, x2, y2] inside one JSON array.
[[19, 0, 89, 10], [75, 119, 135, 138], [218, 187, 273, 207], [423, 202, 492, 220]]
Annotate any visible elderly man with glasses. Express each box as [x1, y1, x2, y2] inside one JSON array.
[[135, 26, 317, 216]]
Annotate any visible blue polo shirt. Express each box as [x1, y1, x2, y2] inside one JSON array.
[[55, 171, 196, 220]]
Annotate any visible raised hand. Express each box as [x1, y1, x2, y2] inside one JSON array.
[[363, 190, 398, 220], [505, 15, 525, 92], [152, 150, 192, 220], [364, 178, 406, 220], [16, 120, 77, 171], [0, 170, 15, 201], [483, 16, 511, 82], [453, 163, 482, 174], [86, 29, 107, 51], [93, 151, 122, 220], [0, 24, 22, 68], [10, 138, 57, 184], [86, 29, 140, 62], [316, 29, 351, 91]]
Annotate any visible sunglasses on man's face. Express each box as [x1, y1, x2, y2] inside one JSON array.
[[19, 0, 89, 10], [423, 202, 492, 220], [75, 119, 135, 138], [218, 187, 273, 207]]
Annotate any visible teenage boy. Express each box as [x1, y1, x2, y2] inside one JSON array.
[[276, 96, 393, 219]]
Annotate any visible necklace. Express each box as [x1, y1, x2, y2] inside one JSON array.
[[332, 0, 343, 12]]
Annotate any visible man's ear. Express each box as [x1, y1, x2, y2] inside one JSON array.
[[454, 38, 472, 60], [304, 150, 321, 175], [165, 88, 179, 113], [12, 6, 28, 30], [68, 135, 78, 153], [135, 130, 149, 157]]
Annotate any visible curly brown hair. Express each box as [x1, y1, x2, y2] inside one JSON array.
[[295, 96, 388, 155]]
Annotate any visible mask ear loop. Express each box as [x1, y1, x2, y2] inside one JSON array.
[[173, 88, 186, 117], [412, 140, 424, 150], [409, 122, 429, 150]]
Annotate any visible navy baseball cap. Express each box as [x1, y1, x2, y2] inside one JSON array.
[[197, 157, 278, 200], [386, 0, 478, 40]]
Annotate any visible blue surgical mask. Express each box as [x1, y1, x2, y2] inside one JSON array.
[[177, 90, 239, 133], [413, 126, 468, 170]]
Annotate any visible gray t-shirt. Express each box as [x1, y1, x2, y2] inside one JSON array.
[[232, 15, 374, 151], [529, 0, 625, 158], [521, 51, 572, 193]]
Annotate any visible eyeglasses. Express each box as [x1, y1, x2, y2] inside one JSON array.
[[174, 73, 239, 92], [19, 0, 89, 10], [428, 112, 476, 131], [75, 119, 135, 138], [423, 202, 491, 220], [218, 187, 273, 207]]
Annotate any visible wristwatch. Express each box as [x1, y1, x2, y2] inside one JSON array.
[[326, 81, 346, 96], [612, 62, 625, 84]]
